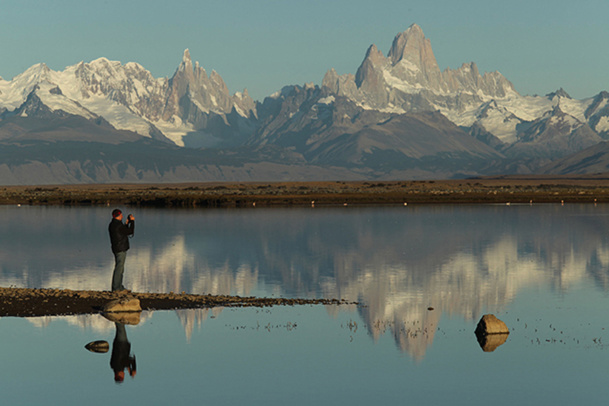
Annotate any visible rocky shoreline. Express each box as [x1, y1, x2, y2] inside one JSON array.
[[0, 287, 351, 317]]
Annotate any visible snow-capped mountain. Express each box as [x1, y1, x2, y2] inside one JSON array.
[[0, 49, 256, 147], [321, 24, 609, 160], [322, 24, 515, 111], [1, 23, 609, 183]]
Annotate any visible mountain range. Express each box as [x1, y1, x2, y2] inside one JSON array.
[[1, 23, 608, 184]]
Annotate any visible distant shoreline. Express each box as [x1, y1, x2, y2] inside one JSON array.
[[1, 176, 609, 207]]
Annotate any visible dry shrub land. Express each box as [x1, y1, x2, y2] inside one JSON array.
[[1, 176, 609, 207], [2, 176, 608, 317]]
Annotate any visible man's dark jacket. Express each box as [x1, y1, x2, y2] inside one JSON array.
[[109, 218, 135, 254]]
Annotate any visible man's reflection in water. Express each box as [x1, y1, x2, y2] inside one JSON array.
[[110, 323, 137, 383]]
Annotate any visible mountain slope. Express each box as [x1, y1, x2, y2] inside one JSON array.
[[540, 141, 609, 175], [502, 105, 602, 160], [249, 84, 504, 177]]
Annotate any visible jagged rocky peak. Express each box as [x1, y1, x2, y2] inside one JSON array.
[[175, 49, 214, 84], [362, 44, 387, 66], [321, 68, 357, 96], [172, 49, 196, 85], [179, 49, 194, 73], [321, 68, 339, 90], [210, 70, 228, 92], [183, 48, 191, 62], [388, 23, 440, 73], [392, 24, 514, 98], [172, 49, 219, 87], [355, 44, 389, 89], [321, 22, 518, 105], [547, 88, 572, 99], [162, 49, 257, 122]]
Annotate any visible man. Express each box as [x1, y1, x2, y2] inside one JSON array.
[[108, 209, 135, 292]]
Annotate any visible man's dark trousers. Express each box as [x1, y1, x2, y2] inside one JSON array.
[[112, 251, 127, 291]]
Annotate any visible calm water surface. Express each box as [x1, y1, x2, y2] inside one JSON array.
[[1, 204, 609, 405]]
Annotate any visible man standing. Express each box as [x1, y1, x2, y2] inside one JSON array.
[[108, 209, 135, 292]]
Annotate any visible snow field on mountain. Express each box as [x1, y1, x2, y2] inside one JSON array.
[[35, 83, 96, 119], [596, 117, 609, 133], [153, 116, 195, 146]]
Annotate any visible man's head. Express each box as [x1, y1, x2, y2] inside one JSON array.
[[112, 209, 123, 220], [114, 370, 125, 382]]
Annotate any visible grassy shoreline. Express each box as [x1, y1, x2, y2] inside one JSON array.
[[1, 176, 609, 207]]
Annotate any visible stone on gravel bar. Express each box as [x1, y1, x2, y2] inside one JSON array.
[[103, 296, 141, 313]]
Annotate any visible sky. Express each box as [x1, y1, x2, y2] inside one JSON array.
[[1, 0, 608, 101]]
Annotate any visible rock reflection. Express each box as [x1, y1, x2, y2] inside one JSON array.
[[476, 333, 509, 352], [103, 310, 141, 326]]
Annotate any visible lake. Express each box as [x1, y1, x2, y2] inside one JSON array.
[[1, 204, 609, 405]]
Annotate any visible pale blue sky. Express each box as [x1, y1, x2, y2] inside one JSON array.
[[1, 0, 607, 100]]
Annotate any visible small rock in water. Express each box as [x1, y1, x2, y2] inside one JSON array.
[[475, 314, 509, 336], [85, 340, 109, 353], [474, 314, 510, 352]]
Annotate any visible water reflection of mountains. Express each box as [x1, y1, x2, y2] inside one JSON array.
[[2, 205, 609, 359]]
